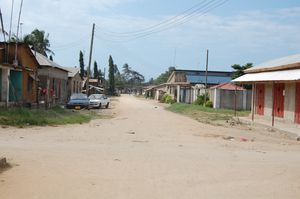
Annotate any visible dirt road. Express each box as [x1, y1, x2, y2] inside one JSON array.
[[1, 95, 300, 199]]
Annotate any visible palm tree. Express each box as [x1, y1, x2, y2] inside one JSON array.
[[23, 29, 54, 57]]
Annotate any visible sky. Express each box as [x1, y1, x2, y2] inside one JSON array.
[[1, 0, 300, 80]]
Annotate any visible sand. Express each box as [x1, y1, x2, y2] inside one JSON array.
[[0, 95, 300, 199]]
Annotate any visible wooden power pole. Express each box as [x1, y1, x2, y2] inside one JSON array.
[[86, 23, 95, 96]]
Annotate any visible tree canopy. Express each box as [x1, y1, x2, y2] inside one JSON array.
[[153, 66, 176, 85], [108, 55, 115, 95], [231, 63, 253, 79], [23, 29, 54, 57], [93, 61, 99, 79], [122, 63, 145, 86], [79, 51, 85, 78]]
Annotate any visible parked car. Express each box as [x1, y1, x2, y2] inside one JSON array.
[[66, 93, 90, 110], [89, 94, 110, 109]]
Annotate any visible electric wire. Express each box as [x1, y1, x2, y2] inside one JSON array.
[[94, 0, 228, 42], [96, 0, 214, 36]]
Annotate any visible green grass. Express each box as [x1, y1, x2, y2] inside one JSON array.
[[166, 103, 250, 125], [0, 106, 98, 127]]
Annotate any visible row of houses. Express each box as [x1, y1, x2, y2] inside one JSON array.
[[145, 53, 300, 127], [0, 42, 84, 107], [144, 69, 252, 110]]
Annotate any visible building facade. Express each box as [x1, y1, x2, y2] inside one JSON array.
[[0, 43, 39, 106], [233, 53, 300, 125], [34, 51, 69, 104]]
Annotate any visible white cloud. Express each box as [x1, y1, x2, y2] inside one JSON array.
[[1, 2, 300, 78]]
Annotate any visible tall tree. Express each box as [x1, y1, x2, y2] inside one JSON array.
[[154, 66, 175, 85], [23, 29, 54, 57], [93, 61, 99, 79], [108, 55, 115, 95], [121, 63, 145, 87], [79, 51, 85, 78], [231, 63, 253, 79]]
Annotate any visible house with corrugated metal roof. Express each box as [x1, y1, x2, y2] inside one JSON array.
[[233, 53, 300, 126], [34, 51, 69, 104], [166, 69, 232, 103], [61, 67, 83, 99], [0, 42, 39, 107], [208, 83, 252, 110], [145, 69, 232, 103]]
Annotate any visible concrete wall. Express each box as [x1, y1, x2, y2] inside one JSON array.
[[67, 73, 82, 98], [284, 83, 296, 121], [264, 83, 273, 117], [38, 67, 68, 104], [0, 67, 9, 102], [257, 83, 297, 124], [39, 67, 68, 80], [209, 88, 251, 110]]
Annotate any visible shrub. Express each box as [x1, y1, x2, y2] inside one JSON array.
[[165, 95, 176, 104], [160, 94, 176, 104], [194, 93, 209, 106], [205, 100, 213, 108]]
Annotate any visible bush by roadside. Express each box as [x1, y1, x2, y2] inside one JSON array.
[[166, 103, 250, 126], [160, 94, 176, 104], [0, 106, 98, 127]]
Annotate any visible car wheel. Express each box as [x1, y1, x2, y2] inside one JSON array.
[[105, 103, 109, 109], [98, 103, 102, 109]]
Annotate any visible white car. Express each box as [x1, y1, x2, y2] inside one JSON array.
[[88, 94, 110, 109]]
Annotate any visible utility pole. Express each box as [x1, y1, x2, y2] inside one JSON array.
[[0, 9, 7, 42], [14, 0, 24, 67], [204, 49, 209, 105], [86, 23, 95, 96]]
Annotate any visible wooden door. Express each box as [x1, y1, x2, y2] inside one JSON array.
[[255, 84, 265, 115], [295, 83, 300, 124], [274, 83, 285, 118]]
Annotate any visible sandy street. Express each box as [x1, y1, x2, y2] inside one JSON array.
[[0, 95, 300, 199]]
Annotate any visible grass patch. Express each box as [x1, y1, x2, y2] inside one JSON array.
[[166, 103, 250, 125], [0, 106, 98, 127]]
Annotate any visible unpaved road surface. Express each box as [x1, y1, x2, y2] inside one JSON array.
[[1, 95, 300, 199]]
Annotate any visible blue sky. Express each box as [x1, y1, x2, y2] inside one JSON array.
[[1, 0, 300, 80]]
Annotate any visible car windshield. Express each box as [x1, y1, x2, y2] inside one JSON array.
[[89, 94, 103, 99], [70, 93, 88, 100]]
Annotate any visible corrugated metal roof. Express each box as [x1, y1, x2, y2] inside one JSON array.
[[32, 50, 68, 72], [246, 53, 300, 73], [233, 68, 300, 82], [186, 75, 231, 84], [210, 83, 244, 90], [62, 67, 80, 77]]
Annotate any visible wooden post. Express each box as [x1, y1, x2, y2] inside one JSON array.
[[86, 23, 95, 96], [251, 83, 256, 122], [272, 82, 275, 127], [234, 84, 237, 117]]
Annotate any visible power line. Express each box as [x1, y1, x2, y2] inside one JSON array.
[[96, 0, 214, 36], [94, 0, 228, 42]]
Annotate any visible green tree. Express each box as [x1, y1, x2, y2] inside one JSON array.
[[231, 63, 253, 79], [79, 51, 85, 78], [122, 63, 145, 86], [23, 29, 54, 57], [108, 55, 115, 95], [154, 66, 175, 85], [93, 61, 99, 79]]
